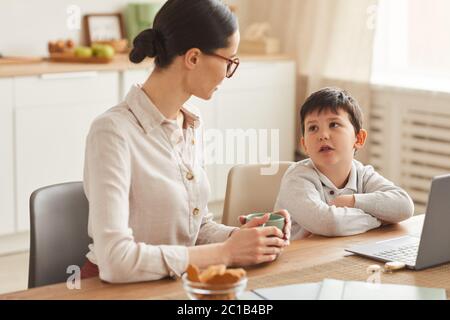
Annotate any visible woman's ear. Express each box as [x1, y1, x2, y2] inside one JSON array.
[[354, 129, 368, 151], [184, 48, 201, 70]]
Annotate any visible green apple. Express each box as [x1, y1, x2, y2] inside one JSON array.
[[74, 46, 93, 58], [92, 44, 115, 58], [91, 44, 103, 56]]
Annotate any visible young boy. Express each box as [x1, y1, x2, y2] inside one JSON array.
[[274, 87, 414, 240]]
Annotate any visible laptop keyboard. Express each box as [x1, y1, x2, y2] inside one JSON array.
[[374, 243, 419, 265]]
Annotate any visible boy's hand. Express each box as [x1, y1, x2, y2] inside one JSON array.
[[329, 195, 355, 208]]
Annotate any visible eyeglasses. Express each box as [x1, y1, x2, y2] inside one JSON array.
[[206, 52, 240, 78]]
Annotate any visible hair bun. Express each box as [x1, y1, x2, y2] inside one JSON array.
[[129, 28, 164, 63]]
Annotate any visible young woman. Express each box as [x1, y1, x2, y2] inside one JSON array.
[[82, 0, 291, 283]]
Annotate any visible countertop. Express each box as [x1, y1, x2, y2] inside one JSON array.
[[0, 53, 294, 78]]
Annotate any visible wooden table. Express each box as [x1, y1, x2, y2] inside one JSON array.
[[0, 216, 433, 300]]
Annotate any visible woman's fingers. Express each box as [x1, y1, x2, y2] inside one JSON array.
[[260, 245, 283, 255], [273, 209, 291, 240], [242, 213, 270, 228], [238, 211, 292, 243], [257, 254, 278, 264], [260, 226, 284, 239], [262, 235, 288, 248], [224, 224, 289, 266]]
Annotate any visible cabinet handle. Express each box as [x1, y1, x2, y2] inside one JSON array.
[[40, 71, 98, 80]]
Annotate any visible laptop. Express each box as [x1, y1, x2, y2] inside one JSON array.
[[345, 174, 450, 270]]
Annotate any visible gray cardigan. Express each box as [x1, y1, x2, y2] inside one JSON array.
[[274, 159, 414, 240]]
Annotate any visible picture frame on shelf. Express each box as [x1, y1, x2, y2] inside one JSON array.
[[83, 13, 126, 45]]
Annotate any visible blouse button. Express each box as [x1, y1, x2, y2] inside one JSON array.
[[186, 172, 194, 180], [330, 190, 335, 195], [193, 208, 200, 216]]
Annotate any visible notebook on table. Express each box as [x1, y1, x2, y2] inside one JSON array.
[[317, 278, 446, 300], [239, 282, 321, 300], [239, 279, 446, 300]]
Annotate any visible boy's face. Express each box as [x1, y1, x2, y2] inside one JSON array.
[[301, 108, 367, 170]]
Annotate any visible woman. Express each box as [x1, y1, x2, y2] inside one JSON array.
[[82, 0, 291, 283]]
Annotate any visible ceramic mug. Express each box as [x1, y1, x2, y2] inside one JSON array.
[[244, 212, 285, 232]]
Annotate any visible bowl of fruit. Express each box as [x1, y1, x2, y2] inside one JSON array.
[[92, 39, 129, 54], [48, 38, 115, 63]]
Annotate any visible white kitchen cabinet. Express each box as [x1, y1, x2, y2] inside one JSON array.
[[222, 60, 295, 91], [0, 78, 15, 235], [14, 72, 119, 231], [14, 71, 118, 108]]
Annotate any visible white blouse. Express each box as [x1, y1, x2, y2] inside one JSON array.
[[83, 84, 236, 283]]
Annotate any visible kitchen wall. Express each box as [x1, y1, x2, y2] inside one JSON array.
[[0, 0, 244, 57]]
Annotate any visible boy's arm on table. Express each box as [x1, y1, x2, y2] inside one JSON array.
[[275, 171, 381, 237], [353, 166, 415, 223]]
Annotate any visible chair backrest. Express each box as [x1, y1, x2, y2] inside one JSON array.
[[222, 162, 294, 227], [28, 182, 90, 288]]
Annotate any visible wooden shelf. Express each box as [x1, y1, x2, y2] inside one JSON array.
[[48, 53, 113, 64]]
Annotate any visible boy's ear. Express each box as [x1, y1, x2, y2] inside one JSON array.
[[354, 129, 368, 150], [300, 137, 309, 155]]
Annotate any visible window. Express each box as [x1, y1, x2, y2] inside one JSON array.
[[372, 0, 450, 92]]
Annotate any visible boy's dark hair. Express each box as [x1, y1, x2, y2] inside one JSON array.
[[129, 0, 238, 68], [300, 87, 363, 136]]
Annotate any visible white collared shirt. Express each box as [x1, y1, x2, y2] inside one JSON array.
[[83, 84, 236, 283], [274, 159, 414, 240]]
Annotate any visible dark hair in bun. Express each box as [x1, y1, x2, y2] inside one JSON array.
[[129, 29, 165, 63], [129, 0, 238, 68]]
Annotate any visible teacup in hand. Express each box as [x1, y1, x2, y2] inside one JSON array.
[[245, 212, 285, 232]]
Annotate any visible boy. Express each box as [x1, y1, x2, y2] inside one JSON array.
[[274, 87, 414, 240]]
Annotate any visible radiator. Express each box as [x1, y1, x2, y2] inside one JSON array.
[[369, 86, 450, 214]]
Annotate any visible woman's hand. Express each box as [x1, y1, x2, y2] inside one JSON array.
[[238, 209, 291, 242], [276, 209, 291, 242], [222, 226, 288, 266], [238, 212, 271, 228]]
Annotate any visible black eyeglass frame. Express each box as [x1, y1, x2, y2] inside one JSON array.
[[207, 52, 240, 78]]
